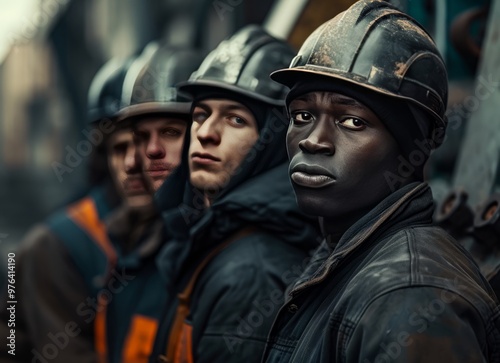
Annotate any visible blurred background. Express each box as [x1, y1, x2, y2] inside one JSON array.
[[0, 0, 496, 259]]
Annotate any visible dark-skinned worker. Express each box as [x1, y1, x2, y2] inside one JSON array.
[[262, 1, 500, 362]]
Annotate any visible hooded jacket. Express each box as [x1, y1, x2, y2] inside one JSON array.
[[150, 92, 321, 362], [151, 163, 320, 363], [262, 182, 500, 363]]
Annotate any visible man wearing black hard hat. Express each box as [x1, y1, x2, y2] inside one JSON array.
[[87, 44, 203, 363], [116, 43, 204, 193], [0, 45, 200, 363], [262, 1, 500, 362], [149, 25, 320, 363]]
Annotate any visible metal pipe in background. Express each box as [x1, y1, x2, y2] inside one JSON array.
[[435, 0, 448, 59], [264, 0, 309, 40]]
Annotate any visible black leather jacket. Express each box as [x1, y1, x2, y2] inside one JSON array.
[[263, 183, 500, 363]]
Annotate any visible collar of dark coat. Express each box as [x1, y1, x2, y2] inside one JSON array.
[[157, 163, 321, 287], [288, 182, 434, 298]]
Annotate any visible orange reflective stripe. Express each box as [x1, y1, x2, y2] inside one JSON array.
[[66, 197, 117, 363], [122, 315, 159, 363], [166, 301, 191, 363], [67, 197, 117, 264], [165, 226, 258, 363], [95, 295, 109, 363], [174, 323, 193, 363]]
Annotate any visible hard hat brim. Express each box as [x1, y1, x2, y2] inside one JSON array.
[[116, 102, 191, 123], [271, 66, 445, 129], [271, 66, 410, 101], [178, 80, 285, 107]]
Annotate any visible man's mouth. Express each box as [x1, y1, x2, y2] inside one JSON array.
[[124, 177, 147, 192], [145, 163, 175, 177], [290, 163, 336, 189], [191, 152, 221, 165]]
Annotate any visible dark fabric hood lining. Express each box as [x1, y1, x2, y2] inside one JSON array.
[[157, 163, 321, 286]]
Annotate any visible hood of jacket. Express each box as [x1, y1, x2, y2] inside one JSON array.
[[157, 162, 320, 287]]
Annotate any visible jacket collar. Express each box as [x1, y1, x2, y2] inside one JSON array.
[[289, 182, 434, 298], [157, 163, 321, 286]]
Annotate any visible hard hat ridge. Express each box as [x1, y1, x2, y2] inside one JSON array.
[[178, 25, 296, 106]]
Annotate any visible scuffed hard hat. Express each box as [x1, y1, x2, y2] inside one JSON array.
[[178, 25, 296, 106], [117, 43, 205, 121], [272, 0, 449, 148]]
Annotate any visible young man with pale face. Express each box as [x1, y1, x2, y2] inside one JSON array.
[[189, 99, 259, 198], [97, 45, 203, 363]]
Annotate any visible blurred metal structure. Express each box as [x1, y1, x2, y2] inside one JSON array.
[[265, 0, 357, 50], [453, 0, 500, 207], [0, 0, 70, 65], [264, 0, 309, 40]]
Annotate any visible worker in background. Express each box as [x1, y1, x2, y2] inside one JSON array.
[[0, 44, 202, 363], [0, 55, 143, 363], [116, 44, 204, 195], [88, 43, 203, 363]]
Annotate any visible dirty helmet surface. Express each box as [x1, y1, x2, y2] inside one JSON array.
[[87, 57, 135, 124], [178, 24, 296, 106], [117, 43, 205, 121], [271, 0, 449, 149]]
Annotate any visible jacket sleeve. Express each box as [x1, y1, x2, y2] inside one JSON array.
[[344, 286, 491, 363], [189, 240, 295, 363], [0, 225, 98, 363]]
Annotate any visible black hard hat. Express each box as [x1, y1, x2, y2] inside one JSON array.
[[178, 25, 296, 106], [271, 0, 448, 142], [117, 43, 205, 121], [87, 57, 135, 123]]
